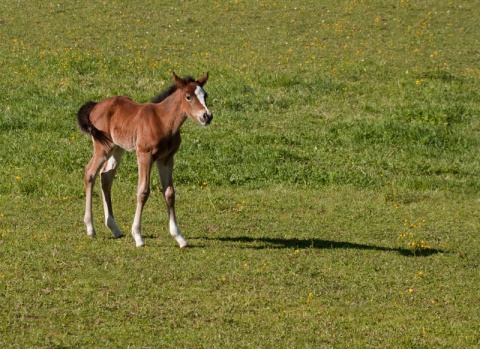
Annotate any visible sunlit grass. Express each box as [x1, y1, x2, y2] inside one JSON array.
[[0, 0, 479, 347]]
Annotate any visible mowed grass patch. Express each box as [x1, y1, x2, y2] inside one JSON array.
[[0, 0, 479, 347], [0, 187, 479, 347]]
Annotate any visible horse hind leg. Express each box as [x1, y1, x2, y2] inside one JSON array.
[[101, 148, 125, 238], [84, 152, 108, 237]]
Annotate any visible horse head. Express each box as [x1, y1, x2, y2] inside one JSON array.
[[173, 72, 212, 126]]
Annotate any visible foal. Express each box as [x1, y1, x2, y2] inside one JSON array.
[[77, 73, 212, 247]]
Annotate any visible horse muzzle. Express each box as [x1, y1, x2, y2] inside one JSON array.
[[200, 112, 213, 126]]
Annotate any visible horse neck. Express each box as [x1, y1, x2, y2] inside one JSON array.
[[156, 90, 188, 133]]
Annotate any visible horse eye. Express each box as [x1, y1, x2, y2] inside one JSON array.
[[185, 94, 192, 101]]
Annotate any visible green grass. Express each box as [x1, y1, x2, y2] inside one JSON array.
[[1, 0, 479, 347]]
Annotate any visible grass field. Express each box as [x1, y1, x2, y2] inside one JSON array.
[[1, 0, 479, 347]]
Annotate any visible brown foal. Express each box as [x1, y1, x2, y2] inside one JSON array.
[[77, 73, 212, 247]]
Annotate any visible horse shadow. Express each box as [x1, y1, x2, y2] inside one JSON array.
[[199, 236, 443, 257]]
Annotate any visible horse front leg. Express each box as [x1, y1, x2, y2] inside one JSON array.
[[101, 147, 125, 238], [131, 152, 153, 247], [156, 158, 189, 248]]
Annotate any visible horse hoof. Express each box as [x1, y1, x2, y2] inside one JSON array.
[[135, 239, 146, 247], [179, 241, 189, 249]]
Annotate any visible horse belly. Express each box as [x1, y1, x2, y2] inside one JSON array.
[[111, 131, 137, 152]]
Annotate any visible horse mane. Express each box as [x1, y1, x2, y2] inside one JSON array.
[[151, 76, 196, 103]]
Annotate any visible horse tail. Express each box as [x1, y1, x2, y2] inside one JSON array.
[[77, 101, 111, 145]]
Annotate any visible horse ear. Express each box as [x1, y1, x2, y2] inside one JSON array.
[[197, 72, 209, 87], [173, 72, 186, 88]]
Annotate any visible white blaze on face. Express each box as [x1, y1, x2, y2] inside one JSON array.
[[195, 86, 210, 114]]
